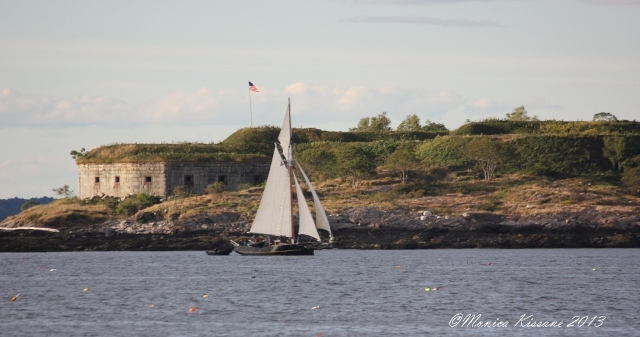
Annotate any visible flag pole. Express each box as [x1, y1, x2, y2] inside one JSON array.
[[248, 80, 253, 128]]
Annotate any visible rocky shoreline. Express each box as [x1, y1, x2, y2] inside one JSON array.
[[1, 207, 639, 252]]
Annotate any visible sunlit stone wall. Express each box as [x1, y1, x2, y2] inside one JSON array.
[[77, 161, 270, 199]]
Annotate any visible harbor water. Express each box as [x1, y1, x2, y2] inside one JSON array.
[[1, 249, 639, 336]]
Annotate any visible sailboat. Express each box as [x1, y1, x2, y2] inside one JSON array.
[[233, 100, 333, 256]]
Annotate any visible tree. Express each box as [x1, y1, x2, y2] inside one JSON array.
[[593, 112, 618, 122], [505, 106, 539, 121], [422, 120, 449, 133], [396, 115, 422, 132], [463, 138, 512, 181], [384, 143, 420, 184], [52, 185, 74, 198], [603, 136, 635, 171], [349, 112, 392, 132], [335, 144, 377, 188], [70, 148, 87, 160], [295, 146, 337, 182]]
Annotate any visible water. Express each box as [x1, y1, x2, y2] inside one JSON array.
[[1, 249, 639, 337]]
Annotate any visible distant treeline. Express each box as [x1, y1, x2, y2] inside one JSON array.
[[0, 197, 55, 222]]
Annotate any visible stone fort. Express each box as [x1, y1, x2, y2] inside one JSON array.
[[77, 161, 270, 199]]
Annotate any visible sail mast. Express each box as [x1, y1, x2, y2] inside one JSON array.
[[287, 99, 294, 241]]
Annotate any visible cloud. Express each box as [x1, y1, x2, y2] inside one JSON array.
[[144, 88, 220, 122], [338, 16, 503, 27], [463, 97, 563, 122], [0, 88, 248, 128], [579, 0, 640, 5], [0, 85, 564, 131], [0, 89, 133, 127], [282, 84, 466, 127], [518, 98, 564, 112]]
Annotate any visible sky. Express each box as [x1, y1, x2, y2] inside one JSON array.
[[1, 0, 639, 199]]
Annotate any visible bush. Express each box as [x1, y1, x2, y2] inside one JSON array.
[[621, 166, 640, 194], [115, 193, 162, 216], [237, 183, 253, 191], [20, 200, 40, 211], [96, 196, 120, 212], [207, 182, 227, 195], [173, 186, 187, 198]]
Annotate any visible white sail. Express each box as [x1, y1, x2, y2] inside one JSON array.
[[294, 175, 321, 241], [249, 146, 293, 238], [297, 162, 333, 240], [278, 102, 292, 162]]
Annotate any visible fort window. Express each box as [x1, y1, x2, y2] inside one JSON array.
[[184, 175, 194, 186], [254, 175, 263, 185], [144, 176, 152, 184], [115, 176, 120, 184], [218, 175, 227, 185], [94, 177, 100, 183]]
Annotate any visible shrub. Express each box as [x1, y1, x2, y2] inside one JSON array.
[[621, 166, 640, 194], [115, 193, 162, 216], [207, 182, 227, 195], [237, 183, 253, 191], [116, 199, 139, 216], [20, 200, 40, 211], [173, 186, 187, 198]]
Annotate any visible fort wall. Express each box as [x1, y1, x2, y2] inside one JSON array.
[[77, 161, 269, 199]]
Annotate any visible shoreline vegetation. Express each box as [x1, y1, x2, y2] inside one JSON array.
[[2, 116, 640, 251]]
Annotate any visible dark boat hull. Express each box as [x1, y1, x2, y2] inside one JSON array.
[[205, 246, 234, 255], [234, 243, 314, 256]]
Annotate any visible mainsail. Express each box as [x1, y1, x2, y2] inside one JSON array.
[[297, 162, 333, 241], [278, 103, 292, 162], [248, 146, 292, 238]]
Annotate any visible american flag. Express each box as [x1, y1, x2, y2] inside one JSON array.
[[248, 81, 259, 92]]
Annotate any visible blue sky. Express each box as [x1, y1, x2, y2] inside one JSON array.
[[1, 0, 639, 198]]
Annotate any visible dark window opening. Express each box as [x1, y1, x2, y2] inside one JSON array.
[[94, 177, 100, 183], [218, 175, 227, 185], [184, 175, 194, 186], [254, 175, 263, 185], [145, 176, 152, 184], [115, 176, 120, 184]]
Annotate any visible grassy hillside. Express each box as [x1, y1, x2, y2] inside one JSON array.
[[76, 143, 269, 164], [453, 120, 640, 136], [76, 127, 446, 163], [74, 121, 640, 188], [0, 197, 55, 222]]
